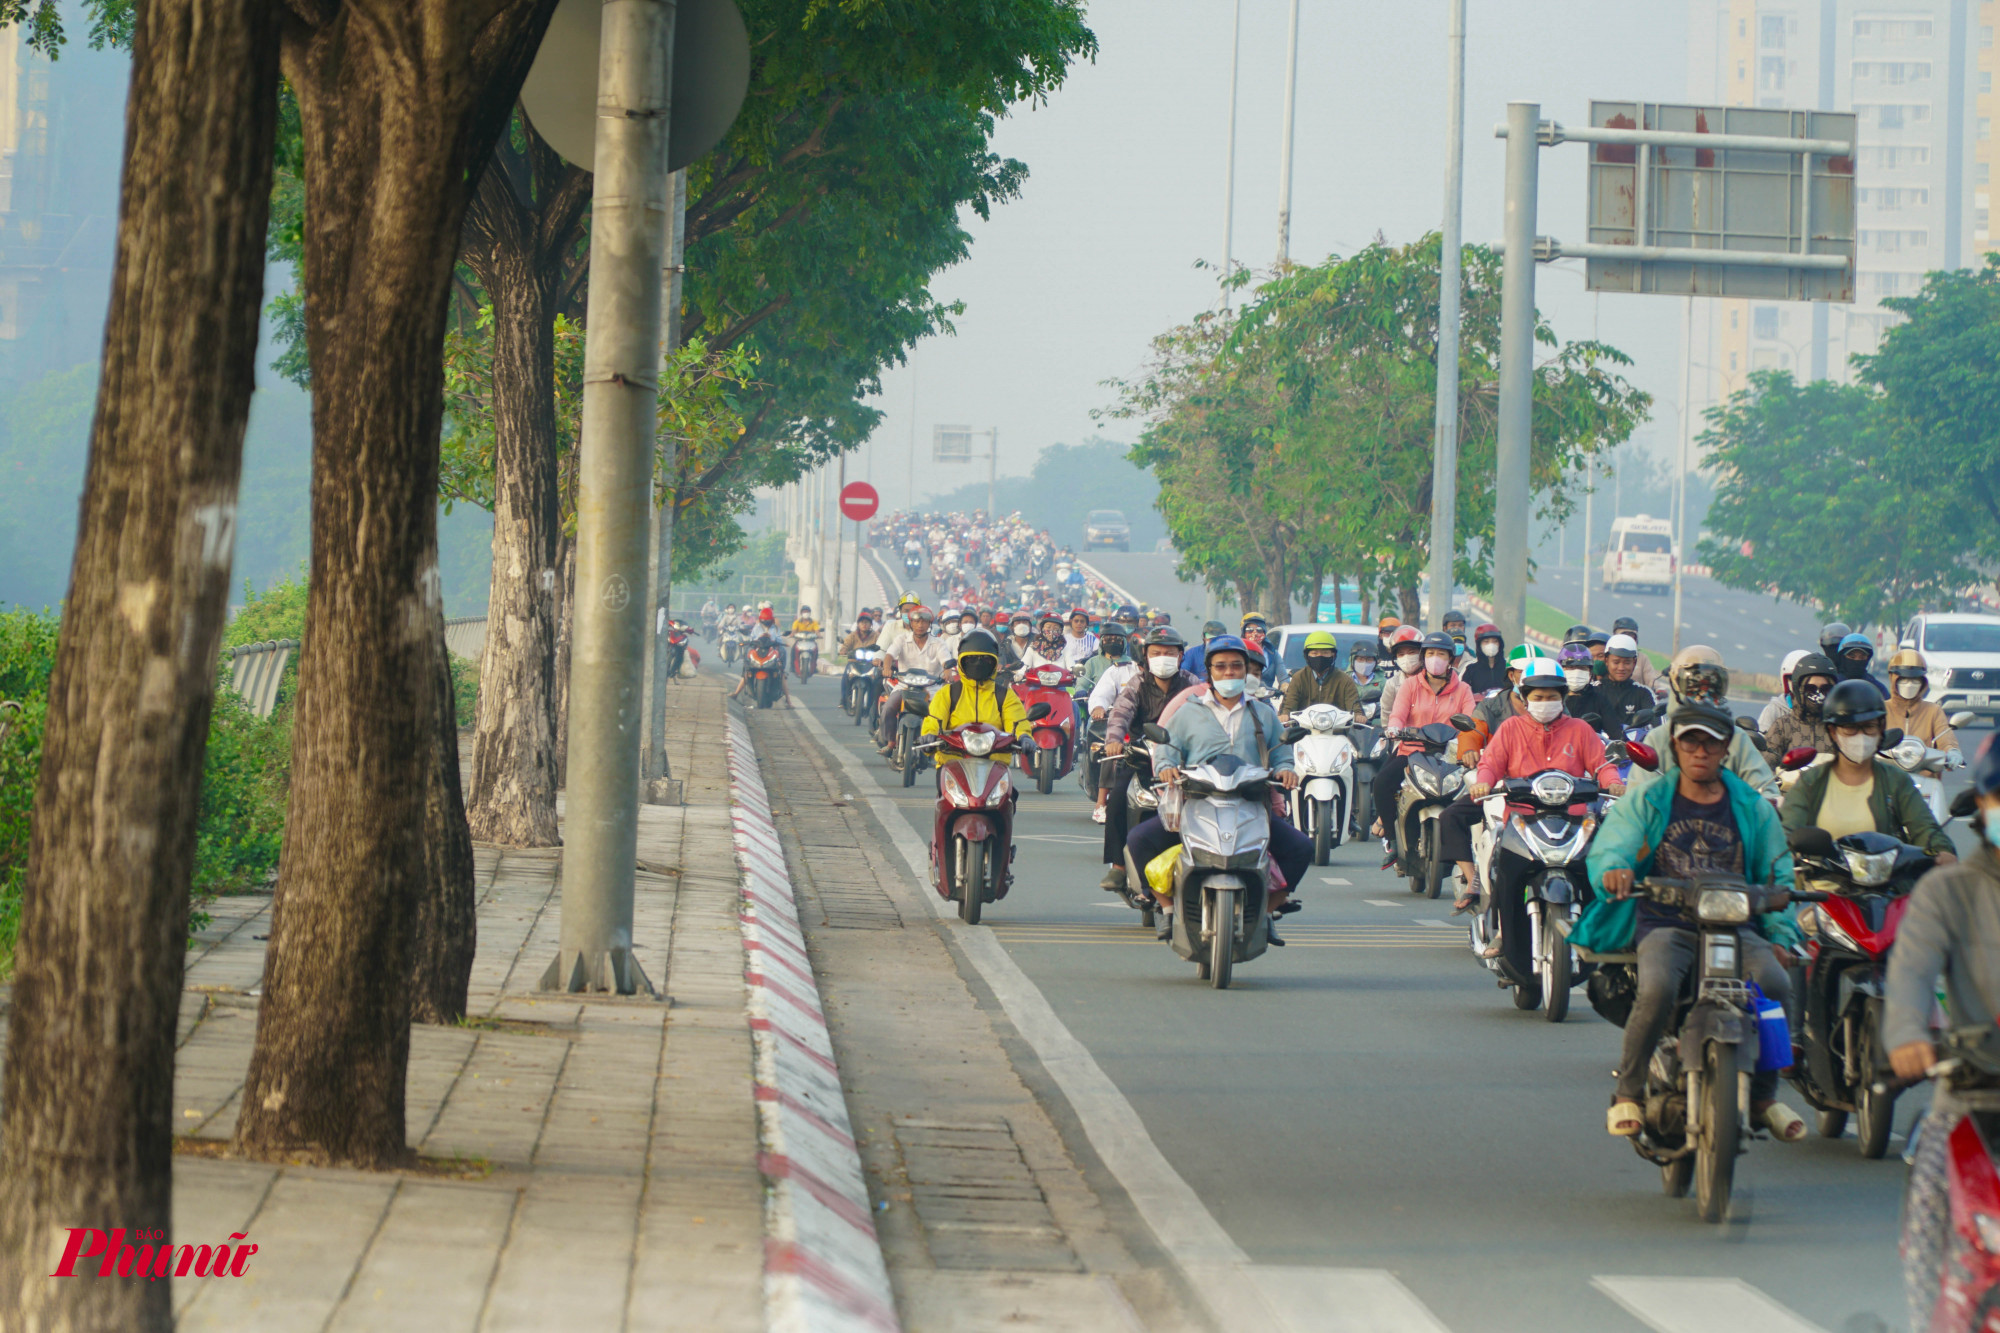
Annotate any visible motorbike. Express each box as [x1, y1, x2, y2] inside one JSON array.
[[1114, 746, 1162, 929], [1285, 703, 1358, 865], [888, 669, 944, 788], [843, 646, 882, 720], [1904, 1025, 2000, 1333], [700, 608, 719, 642], [744, 640, 784, 709], [1786, 824, 1936, 1156], [1349, 689, 1385, 839], [1884, 712, 1975, 824], [662, 620, 692, 680], [1574, 875, 1826, 1223], [1011, 663, 1080, 795], [789, 632, 819, 682], [720, 622, 747, 667], [1467, 764, 1608, 1021], [903, 546, 924, 579], [921, 707, 1049, 925], [1390, 721, 1468, 899], [1136, 724, 1279, 989]]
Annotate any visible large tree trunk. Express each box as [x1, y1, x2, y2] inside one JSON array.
[[0, 1, 280, 1326], [236, 0, 558, 1168], [412, 609, 478, 1024], [460, 124, 588, 847]]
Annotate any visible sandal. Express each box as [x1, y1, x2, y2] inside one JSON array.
[[1607, 1101, 1644, 1137], [1758, 1102, 1807, 1143]]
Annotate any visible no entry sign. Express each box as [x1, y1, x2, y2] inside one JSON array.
[[839, 482, 879, 522]]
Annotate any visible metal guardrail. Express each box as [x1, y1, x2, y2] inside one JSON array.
[[444, 616, 487, 661], [223, 640, 297, 718]]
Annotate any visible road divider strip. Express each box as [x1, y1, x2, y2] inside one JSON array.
[[727, 712, 901, 1333]]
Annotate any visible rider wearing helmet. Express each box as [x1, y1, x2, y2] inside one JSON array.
[[1460, 622, 1510, 694], [1115, 604, 1143, 635], [1099, 627, 1200, 892], [1280, 629, 1361, 715], [1611, 615, 1661, 691], [1886, 648, 1962, 758], [1347, 639, 1381, 692], [1023, 611, 1069, 671], [1818, 621, 1853, 661], [1563, 624, 1594, 648], [1594, 634, 1657, 734], [921, 629, 1031, 751], [1441, 608, 1470, 653], [876, 606, 948, 752], [1241, 613, 1278, 687], [999, 611, 1035, 679], [1889, 736, 2000, 1331], [1457, 644, 1549, 766], [1556, 642, 1608, 722], [1757, 648, 1813, 732], [1590, 700, 1808, 1144], [1378, 624, 1428, 720], [1624, 646, 1780, 800], [1762, 652, 1839, 762], [1370, 631, 1475, 861], [1835, 631, 1890, 699], [1780, 679, 1954, 857], [1181, 619, 1231, 679], [1060, 607, 1099, 669]]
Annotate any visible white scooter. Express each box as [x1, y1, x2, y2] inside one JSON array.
[[1884, 713, 1974, 823], [1285, 703, 1357, 865], [1467, 768, 1608, 1021]]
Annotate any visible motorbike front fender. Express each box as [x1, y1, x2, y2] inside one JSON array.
[[1682, 1001, 1748, 1054]]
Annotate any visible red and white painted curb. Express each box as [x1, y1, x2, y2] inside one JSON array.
[[727, 713, 900, 1333]]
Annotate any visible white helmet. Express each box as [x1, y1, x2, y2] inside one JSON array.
[[1517, 656, 1567, 697]]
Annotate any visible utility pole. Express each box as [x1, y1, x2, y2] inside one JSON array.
[[644, 167, 688, 791], [1275, 0, 1301, 265], [831, 454, 845, 644], [546, 0, 676, 996], [986, 428, 998, 520], [1671, 293, 1694, 655], [1425, 0, 1466, 631], [1579, 288, 1598, 628], [1221, 0, 1242, 307], [1491, 100, 1539, 649]]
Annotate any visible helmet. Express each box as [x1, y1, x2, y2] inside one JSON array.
[[1420, 630, 1456, 654], [1442, 608, 1468, 627], [1518, 657, 1566, 695], [1564, 623, 1593, 645], [1778, 648, 1808, 691], [798, 605, 811, 615], [1837, 632, 1875, 662], [1350, 640, 1378, 660], [1612, 616, 1639, 635], [1824, 678, 1887, 729], [1203, 633, 1251, 668], [1303, 630, 1339, 652], [1605, 633, 1640, 659], [1473, 622, 1501, 643], [1887, 648, 1929, 681], [1818, 621, 1852, 658], [1505, 643, 1547, 667], [1145, 625, 1187, 652], [898, 592, 921, 610], [1241, 612, 1268, 632], [1038, 610, 1063, 627], [1116, 603, 1141, 624], [1389, 625, 1424, 648], [1378, 614, 1401, 630], [1586, 630, 1612, 649], [1069, 606, 1089, 620], [1669, 645, 1730, 705], [957, 628, 1000, 660], [1202, 619, 1228, 641], [910, 605, 934, 623]]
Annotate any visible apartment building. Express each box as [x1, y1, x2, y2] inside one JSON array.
[[1686, 0, 1989, 417]]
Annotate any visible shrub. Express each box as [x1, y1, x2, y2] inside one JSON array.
[[191, 686, 291, 896], [449, 652, 480, 729]]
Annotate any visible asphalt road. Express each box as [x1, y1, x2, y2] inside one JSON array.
[[1532, 563, 1831, 679]]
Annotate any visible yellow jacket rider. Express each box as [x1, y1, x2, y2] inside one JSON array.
[[923, 629, 1030, 752]]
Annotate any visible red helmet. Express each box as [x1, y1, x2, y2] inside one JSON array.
[[1389, 625, 1424, 647], [757, 606, 776, 623]]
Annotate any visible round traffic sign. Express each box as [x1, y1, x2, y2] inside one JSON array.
[[839, 482, 879, 522]]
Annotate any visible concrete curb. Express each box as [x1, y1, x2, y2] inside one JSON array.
[[726, 713, 901, 1333]]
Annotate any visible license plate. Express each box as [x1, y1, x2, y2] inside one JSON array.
[[1968, 693, 1992, 707]]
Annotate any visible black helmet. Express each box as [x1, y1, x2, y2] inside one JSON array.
[[1201, 619, 1228, 641], [1824, 679, 1887, 728], [1350, 640, 1378, 660], [1146, 625, 1187, 651], [1421, 630, 1456, 654], [1612, 615, 1639, 635], [1442, 608, 1468, 629], [957, 628, 1001, 660], [1564, 623, 1593, 645], [1818, 621, 1852, 658]]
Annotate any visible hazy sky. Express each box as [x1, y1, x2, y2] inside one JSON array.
[[860, 0, 1696, 511]]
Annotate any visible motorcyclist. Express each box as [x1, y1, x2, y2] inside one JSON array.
[[1347, 640, 1381, 694], [730, 628, 790, 706], [1887, 736, 2000, 1333], [1077, 622, 1131, 697], [1440, 608, 1470, 654], [700, 597, 720, 636], [757, 602, 777, 634], [876, 606, 949, 752], [1759, 652, 1838, 761], [1593, 634, 1657, 733], [1557, 642, 1609, 723], [1022, 611, 1069, 672], [1377, 625, 1426, 722], [1240, 613, 1279, 688], [1456, 643, 1546, 768], [1125, 635, 1307, 942], [1818, 620, 1853, 661], [1885, 648, 1962, 757], [1834, 631, 1890, 699], [998, 612, 1035, 680], [1447, 658, 1624, 944], [1376, 614, 1402, 659], [921, 628, 1030, 751], [837, 613, 880, 710], [1180, 620, 1230, 679], [1460, 622, 1510, 694], [1059, 608, 1099, 669], [1756, 648, 1811, 732], [788, 604, 821, 675], [1371, 631, 1475, 863], [1099, 628, 1199, 892], [1589, 700, 1808, 1143], [1611, 616, 1662, 692], [1280, 630, 1361, 716], [1624, 646, 1780, 800], [1779, 679, 1956, 859]]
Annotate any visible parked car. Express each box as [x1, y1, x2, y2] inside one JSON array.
[[1268, 623, 1380, 686], [1083, 509, 1130, 551], [1901, 612, 2000, 721]]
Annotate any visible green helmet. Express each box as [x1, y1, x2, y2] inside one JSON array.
[[1505, 643, 1549, 667], [1303, 630, 1338, 652]]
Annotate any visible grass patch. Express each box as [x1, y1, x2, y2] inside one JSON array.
[[1526, 594, 1673, 672]]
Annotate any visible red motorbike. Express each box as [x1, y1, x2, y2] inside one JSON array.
[[920, 709, 1048, 924], [1909, 1025, 2000, 1332], [1786, 825, 1935, 1155], [743, 640, 784, 709], [1011, 663, 1079, 795]]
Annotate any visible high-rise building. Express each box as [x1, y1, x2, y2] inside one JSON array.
[[1686, 0, 1988, 414]]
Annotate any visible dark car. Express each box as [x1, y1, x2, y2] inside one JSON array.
[[1083, 509, 1130, 552]]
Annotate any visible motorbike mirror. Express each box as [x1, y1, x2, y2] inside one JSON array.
[[1447, 713, 1478, 732], [1141, 723, 1170, 745], [1786, 825, 1838, 858], [1631, 709, 1658, 729], [1734, 714, 1761, 733], [1881, 727, 1904, 752], [1781, 746, 1820, 771], [1950, 787, 1979, 820], [1951, 711, 1978, 728], [1581, 712, 1603, 728], [1625, 741, 1660, 772], [1025, 702, 1052, 721], [1282, 725, 1307, 744]]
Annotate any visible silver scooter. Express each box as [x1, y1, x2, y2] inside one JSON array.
[[1139, 723, 1274, 989]]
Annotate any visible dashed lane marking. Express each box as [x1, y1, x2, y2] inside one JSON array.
[[1592, 1276, 1829, 1333]]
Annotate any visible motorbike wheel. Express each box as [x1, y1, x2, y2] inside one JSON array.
[[1541, 908, 1572, 1024], [1036, 746, 1056, 795], [1313, 804, 1331, 866], [901, 726, 921, 789], [1423, 847, 1446, 901], [1661, 1157, 1693, 1199], [957, 838, 985, 925], [1816, 1109, 1849, 1141], [1208, 888, 1235, 990], [1140, 903, 1155, 929], [1696, 1042, 1740, 1223], [1855, 1021, 1896, 1160]]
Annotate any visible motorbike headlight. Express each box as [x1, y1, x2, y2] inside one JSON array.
[[1887, 736, 1926, 771], [941, 768, 972, 807], [1811, 904, 1861, 953], [1696, 888, 1751, 924], [1843, 847, 1897, 888], [962, 729, 996, 757], [1410, 765, 1441, 797], [1529, 771, 1576, 807], [1442, 768, 1466, 794]]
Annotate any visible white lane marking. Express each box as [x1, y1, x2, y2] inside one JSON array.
[[1322, 876, 1354, 885], [1364, 899, 1402, 907], [1244, 1266, 1452, 1333], [1015, 833, 1102, 844], [1592, 1276, 1828, 1333], [1413, 919, 1454, 929]]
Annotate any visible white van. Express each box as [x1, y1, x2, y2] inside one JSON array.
[[1601, 516, 1675, 594]]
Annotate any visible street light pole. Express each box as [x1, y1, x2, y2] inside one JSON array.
[[1275, 0, 1301, 265], [1671, 293, 1693, 655], [644, 167, 688, 790], [1491, 101, 1540, 649], [1425, 0, 1466, 631], [1221, 0, 1242, 308], [546, 0, 676, 995]]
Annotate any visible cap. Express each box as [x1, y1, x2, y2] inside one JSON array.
[[1670, 702, 1737, 743]]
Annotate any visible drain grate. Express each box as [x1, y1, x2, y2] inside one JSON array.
[[892, 1116, 1079, 1272]]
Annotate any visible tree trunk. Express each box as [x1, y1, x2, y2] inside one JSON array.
[[1398, 584, 1424, 625], [460, 124, 588, 847], [236, 0, 558, 1168], [1262, 540, 1291, 626], [0, 1, 280, 1327], [412, 606, 478, 1024]]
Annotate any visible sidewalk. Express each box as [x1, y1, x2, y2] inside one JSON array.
[[131, 673, 766, 1331]]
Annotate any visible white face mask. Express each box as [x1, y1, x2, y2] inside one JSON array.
[[1526, 699, 1564, 725], [1564, 669, 1592, 692], [1837, 733, 1880, 765], [1212, 676, 1246, 699], [1397, 654, 1422, 676], [1354, 660, 1376, 679], [1013, 625, 1030, 638], [1481, 641, 1500, 658], [1897, 679, 1923, 700], [1148, 654, 1180, 678]]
